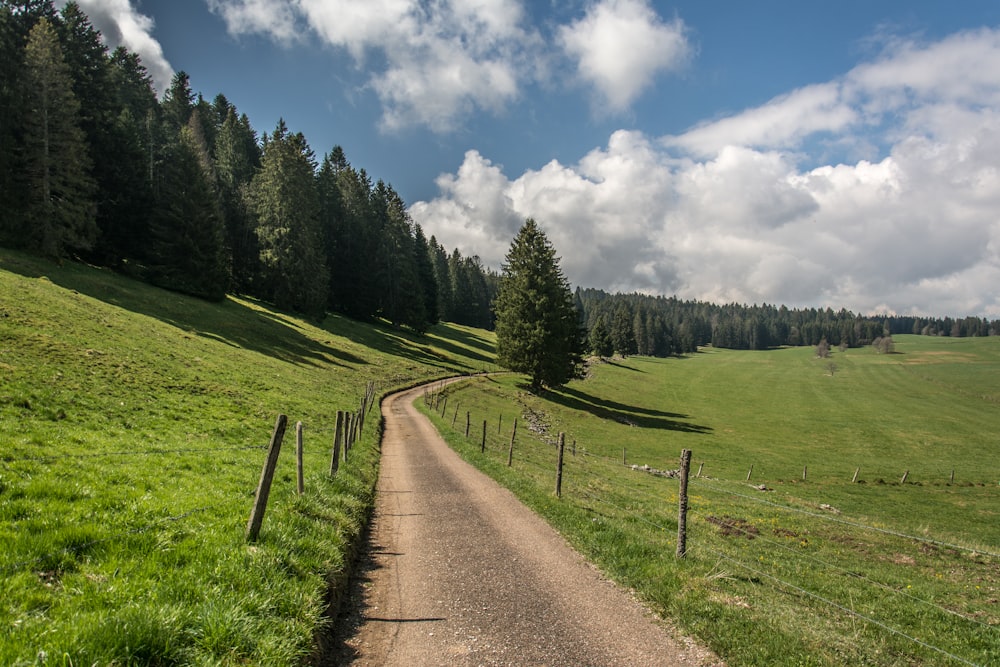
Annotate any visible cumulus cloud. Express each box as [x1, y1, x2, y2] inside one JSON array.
[[558, 0, 691, 112], [412, 28, 1000, 317], [205, 0, 681, 131], [73, 0, 173, 93], [206, 0, 533, 132]]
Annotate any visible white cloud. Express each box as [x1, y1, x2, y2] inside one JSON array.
[[413, 28, 1000, 317], [558, 0, 691, 112], [72, 0, 173, 93], [206, 0, 532, 132]]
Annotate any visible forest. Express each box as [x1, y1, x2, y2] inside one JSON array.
[[0, 0, 497, 333], [2, 0, 996, 353]]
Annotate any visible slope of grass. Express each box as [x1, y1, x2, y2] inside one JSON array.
[[0, 248, 495, 665], [421, 339, 1000, 666]]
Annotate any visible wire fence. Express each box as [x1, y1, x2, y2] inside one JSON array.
[[0, 380, 383, 576], [422, 382, 999, 667]]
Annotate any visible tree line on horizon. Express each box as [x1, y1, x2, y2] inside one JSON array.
[[577, 289, 1000, 357], [0, 0, 496, 332]]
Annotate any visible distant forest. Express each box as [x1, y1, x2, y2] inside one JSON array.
[[2, 1, 995, 352], [577, 289, 1000, 356]]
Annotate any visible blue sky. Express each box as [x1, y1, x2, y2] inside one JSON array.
[[79, 0, 1000, 318]]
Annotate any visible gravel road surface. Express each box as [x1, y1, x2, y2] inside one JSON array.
[[329, 381, 721, 666]]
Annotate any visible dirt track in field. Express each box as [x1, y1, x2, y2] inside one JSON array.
[[328, 380, 721, 666]]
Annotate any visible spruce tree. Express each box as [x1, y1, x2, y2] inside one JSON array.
[[494, 218, 582, 391], [20, 16, 96, 257], [249, 120, 328, 316], [146, 114, 228, 300]]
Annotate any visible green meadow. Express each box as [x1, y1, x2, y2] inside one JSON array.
[[3, 244, 998, 666], [0, 248, 494, 665], [420, 337, 1000, 666]]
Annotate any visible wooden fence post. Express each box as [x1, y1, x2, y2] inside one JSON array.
[[507, 418, 517, 467], [465, 411, 471, 438], [246, 414, 288, 542], [296, 421, 304, 495], [571, 439, 576, 456], [343, 412, 351, 462], [330, 411, 343, 475], [802, 465, 807, 482], [452, 405, 459, 427], [696, 462, 704, 478], [623, 447, 626, 466], [498, 413, 502, 434], [746, 464, 753, 481], [852, 467, 860, 483], [555, 432, 565, 498], [900, 470, 909, 484], [481, 420, 487, 452], [441, 396, 447, 417], [677, 449, 692, 558]]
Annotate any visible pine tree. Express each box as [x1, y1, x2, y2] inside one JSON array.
[[214, 107, 260, 292], [20, 17, 96, 257], [249, 120, 328, 316], [146, 113, 228, 300], [413, 224, 439, 328], [494, 218, 582, 390]]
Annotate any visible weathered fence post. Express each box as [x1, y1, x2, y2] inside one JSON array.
[[452, 405, 459, 427], [481, 420, 487, 452], [507, 418, 517, 467], [571, 439, 576, 456], [746, 464, 753, 481], [343, 412, 351, 462], [440, 396, 447, 417], [852, 467, 860, 483], [330, 411, 343, 475], [296, 421, 304, 495], [900, 469, 909, 484], [465, 411, 471, 438], [677, 448, 692, 558], [950, 469, 955, 484], [498, 412, 502, 434], [555, 432, 565, 498], [622, 447, 626, 466], [246, 414, 288, 542], [802, 465, 807, 482], [696, 462, 704, 478]]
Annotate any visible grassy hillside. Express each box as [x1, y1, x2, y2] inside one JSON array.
[[0, 248, 495, 665], [421, 338, 1000, 666]]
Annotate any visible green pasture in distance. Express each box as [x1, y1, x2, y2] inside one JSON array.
[[0, 248, 494, 665], [422, 337, 999, 666]]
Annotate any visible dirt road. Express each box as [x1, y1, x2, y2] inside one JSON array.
[[330, 381, 720, 666]]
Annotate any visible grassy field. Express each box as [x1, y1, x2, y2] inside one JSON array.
[[419, 338, 1000, 666], [0, 248, 495, 665]]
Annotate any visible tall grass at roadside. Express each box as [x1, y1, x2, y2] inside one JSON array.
[[420, 341, 999, 666], [0, 248, 495, 665]]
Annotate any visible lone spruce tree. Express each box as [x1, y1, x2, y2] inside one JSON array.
[[494, 218, 582, 391]]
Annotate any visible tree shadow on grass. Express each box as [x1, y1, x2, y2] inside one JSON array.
[[1, 252, 365, 368], [545, 385, 712, 434]]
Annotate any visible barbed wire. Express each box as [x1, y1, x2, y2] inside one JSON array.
[[1, 506, 212, 576], [688, 505, 999, 631], [694, 545, 983, 667], [1, 444, 266, 465], [690, 479, 999, 558]]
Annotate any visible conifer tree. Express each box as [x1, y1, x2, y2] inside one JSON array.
[[249, 120, 328, 316], [413, 224, 439, 328], [214, 107, 260, 292], [20, 16, 96, 257], [146, 113, 228, 300], [494, 218, 582, 390]]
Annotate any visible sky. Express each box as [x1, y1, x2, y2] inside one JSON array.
[[75, 0, 1000, 318]]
